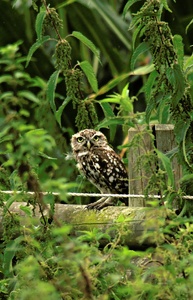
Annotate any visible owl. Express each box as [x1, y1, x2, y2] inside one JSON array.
[[71, 129, 128, 210]]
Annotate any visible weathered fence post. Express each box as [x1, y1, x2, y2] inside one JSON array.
[[154, 124, 182, 188], [128, 125, 154, 207], [128, 124, 182, 207]]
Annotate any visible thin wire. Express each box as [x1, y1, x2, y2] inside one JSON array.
[[0, 190, 193, 200]]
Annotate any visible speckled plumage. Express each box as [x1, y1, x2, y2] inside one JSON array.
[[71, 129, 128, 210]]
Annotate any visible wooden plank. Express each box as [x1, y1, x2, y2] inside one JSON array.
[[1, 203, 168, 249]]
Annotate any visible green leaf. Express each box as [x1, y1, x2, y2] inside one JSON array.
[[3, 237, 23, 278], [130, 42, 149, 70], [144, 70, 158, 102], [157, 95, 171, 124], [99, 102, 115, 118], [132, 23, 144, 49], [20, 205, 32, 216], [72, 31, 100, 63], [97, 64, 154, 96], [98, 102, 116, 141], [55, 96, 71, 127], [0, 75, 13, 84], [35, 9, 46, 40], [25, 36, 50, 67], [160, 0, 172, 12], [18, 91, 40, 104], [174, 119, 190, 144], [100, 97, 120, 104], [166, 64, 185, 107], [96, 117, 125, 128], [78, 0, 132, 50], [96, 117, 133, 130], [0, 91, 13, 100], [186, 18, 193, 34], [97, 73, 130, 96], [181, 121, 192, 169], [47, 70, 61, 113], [173, 35, 184, 68], [123, 0, 142, 17], [78, 61, 98, 93], [4, 196, 17, 211], [38, 151, 57, 160], [184, 54, 193, 73], [155, 149, 175, 188]]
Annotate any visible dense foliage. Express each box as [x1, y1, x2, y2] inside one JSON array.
[[1, 0, 193, 299]]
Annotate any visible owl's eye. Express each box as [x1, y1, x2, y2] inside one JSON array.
[[93, 135, 100, 141], [77, 136, 84, 143]]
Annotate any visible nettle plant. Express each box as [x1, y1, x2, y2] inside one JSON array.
[[124, 0, 193, 214], [28, 1, 100, 130], [29, 0, 144, 139]]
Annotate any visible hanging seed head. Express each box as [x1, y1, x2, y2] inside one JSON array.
[[54, 39, 72, 71], [43, 7, 63, 33]]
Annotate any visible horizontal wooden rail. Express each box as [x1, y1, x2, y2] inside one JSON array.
[[1, 203, 169, 249]]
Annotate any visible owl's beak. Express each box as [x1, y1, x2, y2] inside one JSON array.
[[87, 140, 91, 149]]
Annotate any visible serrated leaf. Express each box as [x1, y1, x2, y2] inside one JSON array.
[[166, 64, 185, 107], [155, 149, 175, 188], [55, 96, 71, 127], [157, 94, 171, 124], [144, 70, 158, 102], [173, 35, 184, 68], [145, 98, 156, 124], [25, 36, 50, 67], [132, 23, 144, 49], [130, 42, 149, 70], [72, 31, 100, 63], [174, 119, 190, 143], [35, 9, 46, 40], [78, 61, 98, 93], [47, 70, 61, 113], [157, 94, 171, 123]]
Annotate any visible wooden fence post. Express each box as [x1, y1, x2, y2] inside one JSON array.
[[128, 126, 154, 207], [128, 124, 182, 207], [154, 124, 182, 188]]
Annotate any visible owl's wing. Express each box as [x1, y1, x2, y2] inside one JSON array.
[[86, 149, 128, 195]]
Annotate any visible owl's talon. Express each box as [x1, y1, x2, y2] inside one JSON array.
[[85, 197, 117, 210]]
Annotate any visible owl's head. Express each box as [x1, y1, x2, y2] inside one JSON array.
[[71, 129, 108, 154]]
